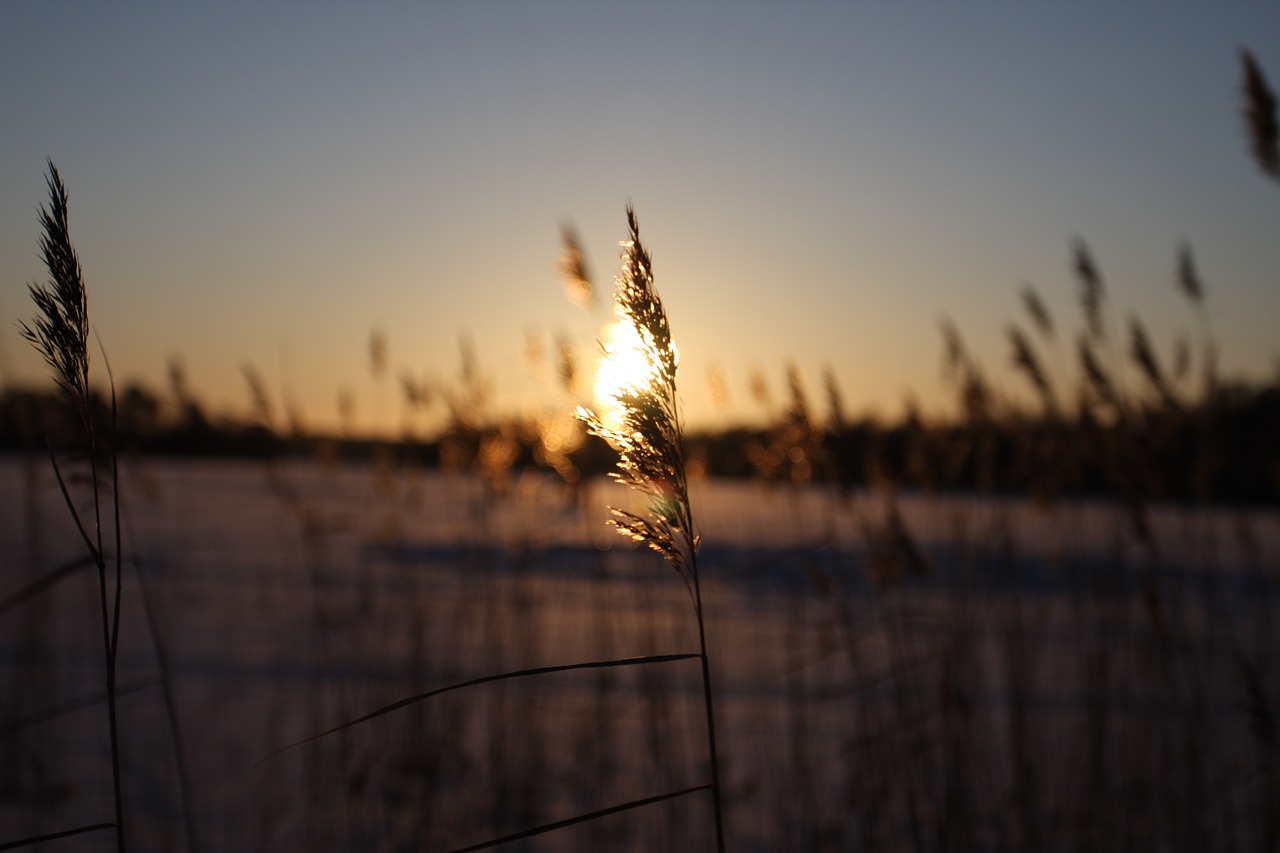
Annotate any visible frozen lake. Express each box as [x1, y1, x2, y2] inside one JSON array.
[[2, 454, 1278, 851]]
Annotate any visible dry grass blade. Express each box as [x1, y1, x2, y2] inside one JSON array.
[[0, 676, 158, 739], [1237, 652, 1278, 753], [443, 784, 713, 853], [1241, 48, 1279, 179], [0, 823, 117, 851], [0, 554, 94, 617], [260, 653, 700, 763]]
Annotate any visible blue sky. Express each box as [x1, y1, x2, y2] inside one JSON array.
[[2, 3, 1278, 432]]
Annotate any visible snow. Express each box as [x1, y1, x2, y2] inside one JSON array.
[[2, 454, 1278, 851]]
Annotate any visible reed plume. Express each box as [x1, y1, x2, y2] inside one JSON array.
[[1079, 336, 1119, 412], [939, 318, 992, 422], [578, 206, 696, 584], [1074, 238, 1106, 340], [1241, 48, 1279, 180], [1176, 241, 1218, 396], [1176, 241, 1204, 304], [20, 164, 90, 414], [823, 364, 846, 431], [1020, 283, 1054, 339], [16, 161, 128, 852], [1008, 325, 1056, 415], [577, 204, 726, 853], [558, 221, 595, 307], [1129, 315, 1177, 409]]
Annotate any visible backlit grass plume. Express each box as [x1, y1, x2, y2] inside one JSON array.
[[578, 205, 697, 585], [578, 204, 726, 853]]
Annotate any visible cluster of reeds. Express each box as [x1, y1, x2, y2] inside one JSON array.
[[245, 205, 726, 852], [4, 47, 1278, 852]]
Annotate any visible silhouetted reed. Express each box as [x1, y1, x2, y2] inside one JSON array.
[[13, 162, 126, 851], [1242, 49, 1279, 181]]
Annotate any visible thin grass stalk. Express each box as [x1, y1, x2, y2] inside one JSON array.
[[0, 554, 94, 617], [692, 553, 726, 853], [0, 675, 157, 740], [101, 344, 127, 853], [260, 653, 701, 762], [443, 783, 712, 853]]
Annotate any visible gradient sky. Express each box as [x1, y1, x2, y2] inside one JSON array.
[[3, 3, 1278, 434]]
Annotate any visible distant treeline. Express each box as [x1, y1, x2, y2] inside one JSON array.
[[3, 378, 1277, 505], [690, 378, 1280, 506]]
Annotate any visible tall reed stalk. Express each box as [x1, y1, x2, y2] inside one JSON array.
[[17, 161, 126, 851], [578, 205, 726, 853]]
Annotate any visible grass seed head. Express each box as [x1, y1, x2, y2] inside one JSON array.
[[1078, 336, 1118, 411], [1073, 238, 1106, 340], [1020, 283, 1054, 338], [579, 205, 696, 582], [1008, 325, 1056, 414], [559, 221, 595, 307], [20, 162, 91, 411], [1241, 48, 1280, 180], [1176, 241, 1205, 304], [1128, 316, 1176, 409]]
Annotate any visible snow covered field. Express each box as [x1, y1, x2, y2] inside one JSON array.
[[2, 454, 1278, 851]]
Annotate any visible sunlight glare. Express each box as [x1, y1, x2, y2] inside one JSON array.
[[593, 320, 660, 432]]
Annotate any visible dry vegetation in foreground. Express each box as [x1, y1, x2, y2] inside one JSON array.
[[2, 49, 1280, 853]]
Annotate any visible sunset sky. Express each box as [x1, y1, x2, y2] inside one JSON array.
[[2, 3, 1278, 434]]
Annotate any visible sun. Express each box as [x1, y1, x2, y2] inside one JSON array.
[[593, 320, 661, 432]]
